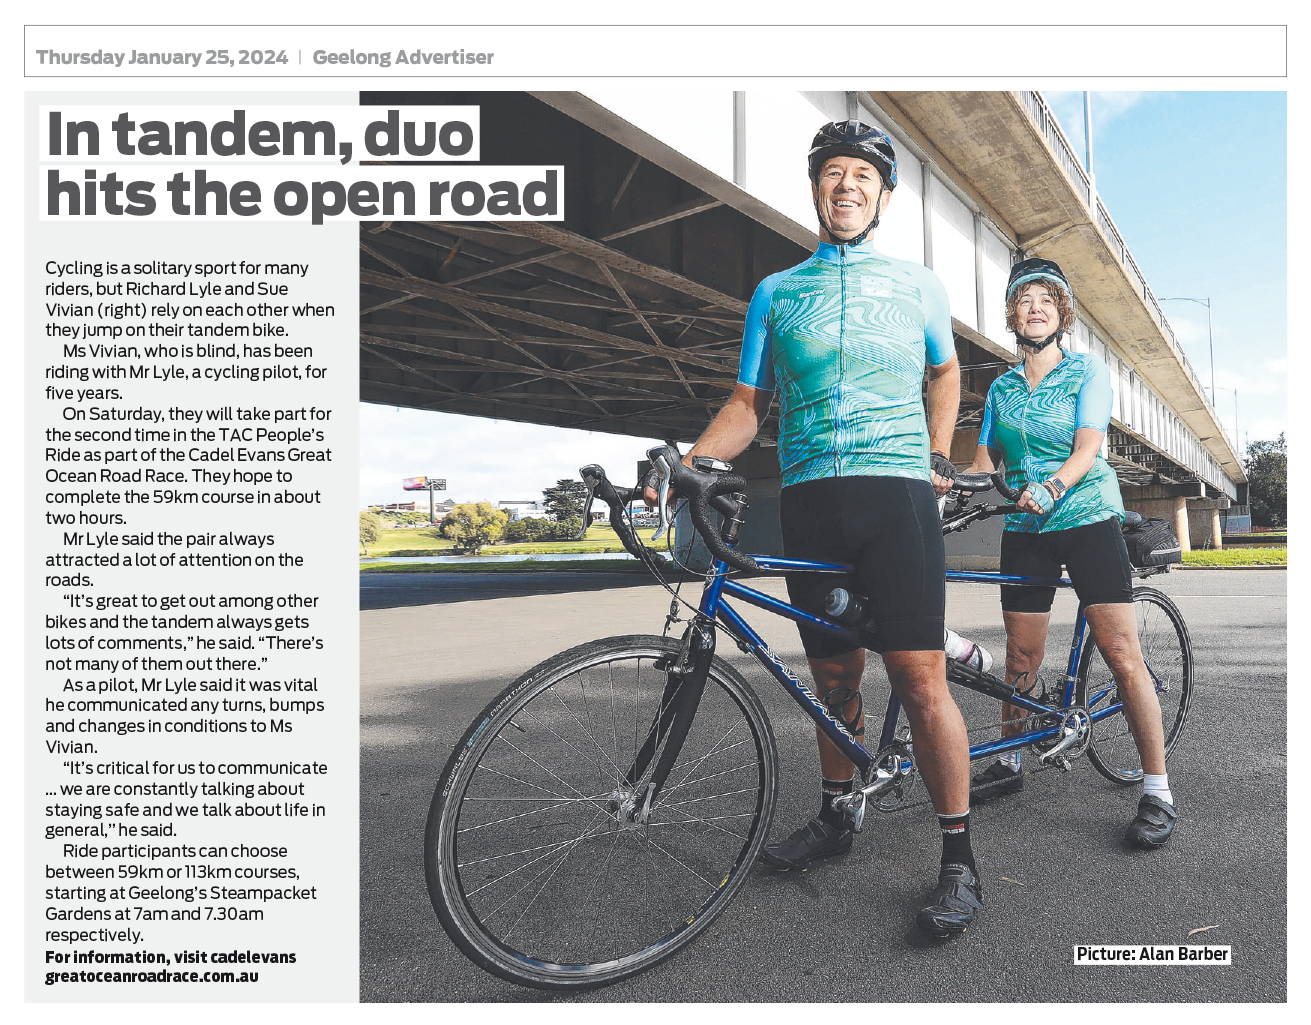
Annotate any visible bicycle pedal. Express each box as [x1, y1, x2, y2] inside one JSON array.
[[832, 791, 866, 833]]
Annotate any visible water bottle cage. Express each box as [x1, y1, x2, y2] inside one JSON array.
[[823, 685, 865, 738]]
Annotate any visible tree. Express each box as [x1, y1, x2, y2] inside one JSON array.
[[1244, 433, 1286, 528], [359, 510, 383, 555], [542, 479, 589, 522], [436, 502, 508, 555], [502, 516, 583, 543]]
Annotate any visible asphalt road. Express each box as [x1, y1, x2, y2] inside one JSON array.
[[360, 568, 1287, 1003]]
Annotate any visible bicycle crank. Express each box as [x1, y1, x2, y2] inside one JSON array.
[[1033, 707, 1092, 771], [832, 741, 917, 830]]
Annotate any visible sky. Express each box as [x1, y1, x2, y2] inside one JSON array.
[[359, 91, 1287, 509], [1043, 91, 1286, 451]]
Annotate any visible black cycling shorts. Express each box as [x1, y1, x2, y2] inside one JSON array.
[[779, 475, 946, 658], [999, 516, 1134, 614]]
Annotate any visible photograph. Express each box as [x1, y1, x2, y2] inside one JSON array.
[[356, 88, 1287, 1002]]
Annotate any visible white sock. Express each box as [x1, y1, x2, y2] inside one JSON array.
[[1143, 773, 1173, 805], [1001, 750, 1021, 772]]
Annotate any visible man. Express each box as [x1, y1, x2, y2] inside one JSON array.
[[649, 120, 979, 936]]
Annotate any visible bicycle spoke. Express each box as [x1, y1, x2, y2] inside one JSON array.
[[515, 701, 625, 790], [498, 815, 617, 945], [546, 682, 632, 784], [463, 807, 611, 904], [459, 828, 612, 874], [659, 757, 760, 798], [490, 733, 600, 805], [649, 802, 756, 842], [640, 833, 723, 893], [657, 720, 751, 799], [579, 828, 625, 964], [457, 794, 612, 835], [464, 761, 580, 804]]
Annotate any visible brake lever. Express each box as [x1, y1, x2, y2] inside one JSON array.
[[649, 448, 677, 542]]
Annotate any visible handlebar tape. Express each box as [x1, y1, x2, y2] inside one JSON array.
[[952, 470, 1022, 502], [681, 470, 758, 574], [584, 454, 759, 574]]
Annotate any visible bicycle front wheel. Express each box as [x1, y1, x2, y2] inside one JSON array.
[[426, 634, 777, 989], [1076, 586, 1193, 785]]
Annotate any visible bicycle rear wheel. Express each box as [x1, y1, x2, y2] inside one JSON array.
[[1075, 586, 1193, 785], [426, 634, 777, 989]]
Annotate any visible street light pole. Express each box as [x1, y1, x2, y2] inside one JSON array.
[[1207, 300, 1215, 402], [1159, 296, 1215, 403], [1233, 388, 1240, 457]]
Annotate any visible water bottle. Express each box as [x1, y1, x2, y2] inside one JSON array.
[[945, 627, 994, 673], [824, 587, 868, 626]]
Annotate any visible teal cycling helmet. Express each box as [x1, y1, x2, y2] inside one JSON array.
[[1006, 257, 1076, 349]]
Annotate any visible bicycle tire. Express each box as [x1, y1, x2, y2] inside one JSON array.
[[425, 634, 777, 989], [1075, 586, 1193, 785]]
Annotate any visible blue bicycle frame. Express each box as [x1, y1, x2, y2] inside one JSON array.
[[694, 554, 1121, 782]]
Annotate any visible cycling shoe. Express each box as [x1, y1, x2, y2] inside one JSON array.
[[916, 862, 983, 937], [759, 817, 853, 870]]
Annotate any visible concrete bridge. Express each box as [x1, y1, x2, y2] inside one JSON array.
[[359, 90, 1244, 558]]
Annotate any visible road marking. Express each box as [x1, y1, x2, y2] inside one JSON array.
[[1166, 595, 1285, 599]]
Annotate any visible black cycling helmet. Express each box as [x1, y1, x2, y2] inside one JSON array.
[[807, 120, 898, 189], [808, 120, 898, 246], [1006, 257, 1076, 349]]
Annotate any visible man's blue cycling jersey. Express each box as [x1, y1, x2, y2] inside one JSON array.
[[979, 350, 1124, 533], [737, 240, 955, 487]]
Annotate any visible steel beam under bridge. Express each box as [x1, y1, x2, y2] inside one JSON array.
[[359, 90, 1238, 501]]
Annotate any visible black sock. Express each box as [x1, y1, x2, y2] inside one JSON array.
[[937, 810, 976, 870], [819, 776, 855, 829]]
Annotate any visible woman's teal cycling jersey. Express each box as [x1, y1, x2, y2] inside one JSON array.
[[737, 240, 955, 487], [979, 350, 1124, 533]]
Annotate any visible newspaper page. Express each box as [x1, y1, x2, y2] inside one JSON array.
[[15, 6, 1297, 1015]]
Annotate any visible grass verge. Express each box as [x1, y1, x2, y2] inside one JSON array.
[[362, 524, 664, 559], [1182, 547, 1287, 567], [360, 558, 654, 574]]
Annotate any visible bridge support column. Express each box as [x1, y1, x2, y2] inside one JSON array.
[[1186, 497, 1231, 551], [1123, 496, 1191, 553], [1120, 483, 1194, 554], [1120, 484, 1231, 551]]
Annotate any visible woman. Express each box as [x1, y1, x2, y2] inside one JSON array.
[[965, 258, 1177, 847]]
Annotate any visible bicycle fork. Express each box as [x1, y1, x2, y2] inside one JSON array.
[[611, 620, 713, 824]]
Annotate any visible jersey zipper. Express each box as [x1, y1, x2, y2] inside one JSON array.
[[836, 245, 847, 477]]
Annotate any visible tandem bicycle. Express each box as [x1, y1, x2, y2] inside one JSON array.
[[424, 446, 1192, 989]]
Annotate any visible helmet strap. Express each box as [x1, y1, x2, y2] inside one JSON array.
[[1017, 329, 1063, 352]]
